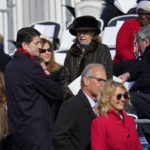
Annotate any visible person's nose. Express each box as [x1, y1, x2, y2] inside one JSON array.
[[140, 15, 147, 19], [101, 81, 105, 87], [121, 96, 126, 101], [80, 32, 85, 37], [38, 43, 42, 49], [78, 31, 85, 36], [45, 49, 50, 54]]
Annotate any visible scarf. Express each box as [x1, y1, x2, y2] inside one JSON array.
[[133, 31, 142, 58], [17, 48, 35, 61]]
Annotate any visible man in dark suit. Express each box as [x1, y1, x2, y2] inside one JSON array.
[[0, 34, 12, 72], [5, 27, 63, 150], [53, 63, 107, 150]]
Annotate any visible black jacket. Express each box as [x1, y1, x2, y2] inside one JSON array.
[[53, 90, 97, 150], [5, 51, 63, 150], [129, 46, 150, 93], [0, 50, 12, 73]]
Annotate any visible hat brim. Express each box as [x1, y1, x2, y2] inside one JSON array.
[[69, 27, 101, 36], [136, 1, 150, 13]]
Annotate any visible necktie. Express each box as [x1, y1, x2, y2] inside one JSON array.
[[93, 103, 99, 117]]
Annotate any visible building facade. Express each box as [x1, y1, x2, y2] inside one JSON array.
[[0, 0, 82, 54]]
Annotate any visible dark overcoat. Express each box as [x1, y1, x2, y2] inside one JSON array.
[[61, 40, 112, 86], [53, 90, 97, 150], [129, 46, 150, 93], [0, 50, 12, 72], [5, 51, 63, 150], [128, 46, 150, 119]]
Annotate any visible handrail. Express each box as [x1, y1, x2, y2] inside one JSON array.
[[135, 119, 150, 124]]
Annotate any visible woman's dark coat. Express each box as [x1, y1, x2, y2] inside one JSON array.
[[61, 40, 113, 87]]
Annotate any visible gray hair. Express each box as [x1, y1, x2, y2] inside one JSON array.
[[81, 63, 105, 87], [138, 24, 150, 41]]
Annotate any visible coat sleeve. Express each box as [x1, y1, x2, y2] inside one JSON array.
[[30, 63, 63, 102], [103, 45, 113, 79], [53, 101, 76, 150], [129, 61, 142, 81], [129, 118, 143, 150], [60, 52, 74, 100], [60, 51, 71, 86], [98, 44, 113, 79], [91, 118, 107, 150], [115, 21, 136, 61]]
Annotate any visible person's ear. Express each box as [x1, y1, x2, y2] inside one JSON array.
[[145, 39, 150, 46], [82, 76, 89, 86], [21, 42, 28, 50]]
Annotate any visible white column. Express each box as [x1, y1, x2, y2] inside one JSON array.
[[0, 0, 8, 53]]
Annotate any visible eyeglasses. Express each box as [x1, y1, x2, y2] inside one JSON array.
[[39, 48, 52, 53], [116, 93, 128, 100], [138, 12, 150, 17], [138, 39, 145, 43], [88, 76, 106, 83]]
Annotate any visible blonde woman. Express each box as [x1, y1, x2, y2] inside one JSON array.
[[91, 80, 142, 150]]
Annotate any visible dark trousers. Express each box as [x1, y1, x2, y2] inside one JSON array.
[[130, 92, 150, 143], [1, 134, 12, 150], [130, 92, 150, 119]]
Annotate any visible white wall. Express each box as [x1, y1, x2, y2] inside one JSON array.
[[0, 0, 8, 53]]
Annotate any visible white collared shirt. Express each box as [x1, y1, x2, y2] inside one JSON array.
[[83, 91, 97, 111]]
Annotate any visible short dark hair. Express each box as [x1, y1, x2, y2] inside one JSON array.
[[16, 27, 41, 48]]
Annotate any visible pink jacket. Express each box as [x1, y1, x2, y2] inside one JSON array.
[[113, 19, 141, 64], [91, 109, 142, 150]]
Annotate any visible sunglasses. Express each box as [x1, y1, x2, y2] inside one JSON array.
[[116, 93, 128, 100], [39, 48, 52, 53], [138, 12, 150, 17]]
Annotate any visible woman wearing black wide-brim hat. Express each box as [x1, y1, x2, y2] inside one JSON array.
[[61, 15, 113, 100], [69, 15, 101, 36]]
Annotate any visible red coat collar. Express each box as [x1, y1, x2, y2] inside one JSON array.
[[107, 109, 131, 129]]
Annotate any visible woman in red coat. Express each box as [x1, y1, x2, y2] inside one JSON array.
[[113, 1, 150, 64], [91, 80, 142, 150]]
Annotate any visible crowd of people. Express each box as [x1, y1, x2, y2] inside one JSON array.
[[0, 0, 150, 150]]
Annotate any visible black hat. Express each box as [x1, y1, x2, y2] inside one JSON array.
[[69, 15, 101, 36]]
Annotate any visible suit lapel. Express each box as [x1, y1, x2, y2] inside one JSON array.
[[78, 90, 96, 119]]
